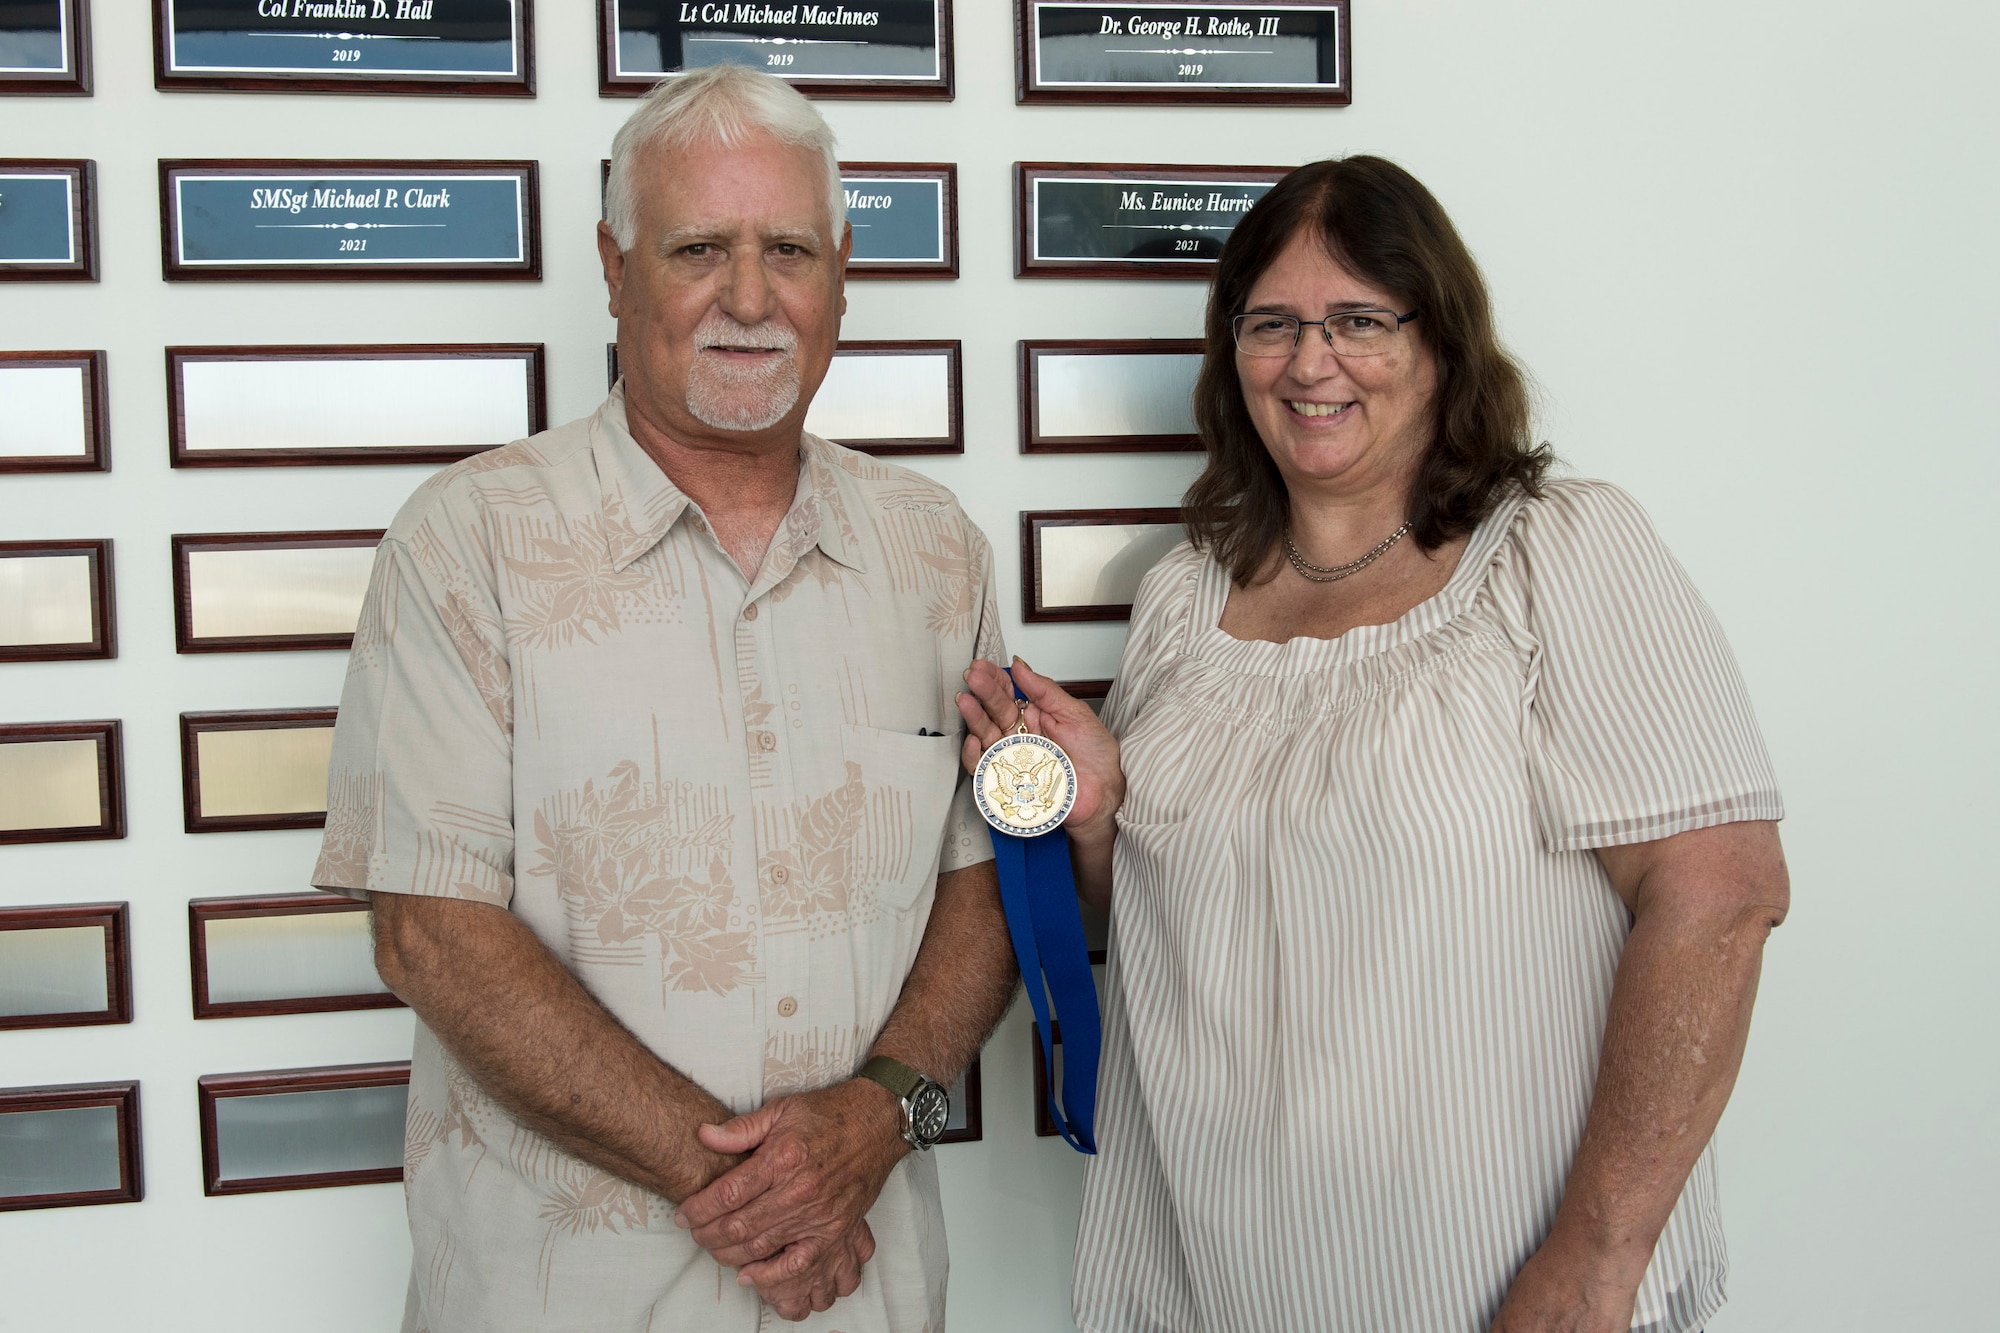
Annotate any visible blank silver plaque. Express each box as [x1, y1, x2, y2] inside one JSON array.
[[806, 345, 957, 451], [200, 1065, 410, 1193], [1037, 523, 1183, 609], [174, 533, 381, 652], [203, 911, 386, 1006], [0, 738, 104, 833], [0, 926, 106, 1018], [0, 1105, 122, 1197], [0, 364, 88, 459], [0, 553, 94, 645], [1023, 341, 1204, 452], [195, 726, 334, 818], [211, 1084, 407, 1183], [0, 1082, 141, 1210], [171, 348, 542, 465]]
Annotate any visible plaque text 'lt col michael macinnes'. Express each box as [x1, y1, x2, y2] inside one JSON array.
[[603, 0, 951, 97]]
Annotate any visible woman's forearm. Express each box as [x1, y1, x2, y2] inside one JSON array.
[[1067, 819, 1115, 914], [1494, 821, 1789, 1326]]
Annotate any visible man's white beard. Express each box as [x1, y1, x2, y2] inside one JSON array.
[[685, 314, 801, 432]]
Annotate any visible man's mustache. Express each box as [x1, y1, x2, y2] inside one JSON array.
[[693, 319, 797, 353]]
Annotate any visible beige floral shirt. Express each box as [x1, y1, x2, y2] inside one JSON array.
[[312, 388, 1000, 1333]]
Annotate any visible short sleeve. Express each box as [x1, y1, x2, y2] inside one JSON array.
[[937, 519, 1006, 876], [1508, 481, 1784, 852], [1100, 542, 1201, 740], [310, 524, 516, 906]]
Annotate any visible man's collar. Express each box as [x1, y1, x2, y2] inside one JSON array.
[[591, 385, 866, 577]]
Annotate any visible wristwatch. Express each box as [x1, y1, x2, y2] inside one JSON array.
[[859, 1056, 950, 1152]]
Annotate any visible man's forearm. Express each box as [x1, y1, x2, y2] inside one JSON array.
[[371, 892, 738, 1203], [868, 859, 1018, 1085]]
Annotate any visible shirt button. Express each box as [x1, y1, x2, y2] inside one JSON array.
[[776, 997, 798, 1018], [756, 731, 776, 752], [743, 604, 759, 621], [770, 865, 789, 883]]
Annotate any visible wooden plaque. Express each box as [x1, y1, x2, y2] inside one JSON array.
[[1020, 338, 1204, 452], [0, 902, 131, 1030], [0, 1081, 143, 1211], [0, 350, 108, 473], [0, 158, 97, 279], [153, 0, 534, 97], [840, 162, 957, 277], [0, 538, 115, 661], [172, 531, 382, 652], [807, 340, 962, 454], [610, 339, 963, 456], [1022, 508, 1184, 622], [0, 0, 92, 95], [1016, 162, 1288, 279], [179, 708, 338, 833], [198, 1062, 409, 1195], [0, 719, 124, 844], [939, 1055, 982, 1145], [1017, 0, 1349, 105], [600, 0, 952, 100], [190, 893, 401, 1019], [167, 343, 544, 467], [160, 159, 541, 281]]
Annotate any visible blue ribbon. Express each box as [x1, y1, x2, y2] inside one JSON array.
[[987, 676, 1101, 1154]]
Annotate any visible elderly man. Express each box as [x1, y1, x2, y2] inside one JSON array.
[[312, 66, 1017, 1331]]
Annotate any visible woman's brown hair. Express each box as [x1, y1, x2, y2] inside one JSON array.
[[1184, 155, 1549, 583]]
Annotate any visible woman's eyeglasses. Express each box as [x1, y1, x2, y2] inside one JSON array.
[[1230, 308, 1420, 357]]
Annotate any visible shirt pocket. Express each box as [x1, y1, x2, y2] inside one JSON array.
[[836, 724, 963, 913]]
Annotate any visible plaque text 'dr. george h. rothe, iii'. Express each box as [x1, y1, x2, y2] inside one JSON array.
[[1017, 0, 1348, 104]]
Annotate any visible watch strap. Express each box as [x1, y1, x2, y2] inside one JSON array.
[[859, 1055, 925, 1102]]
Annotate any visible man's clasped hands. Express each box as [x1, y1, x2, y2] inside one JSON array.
[[674, 1077, 910, 1321]]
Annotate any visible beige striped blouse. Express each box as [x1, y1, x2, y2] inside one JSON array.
[[1072, 480, 1783, 1333]]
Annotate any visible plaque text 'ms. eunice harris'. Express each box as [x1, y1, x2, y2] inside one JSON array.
[[153, 0, 532, 95], [1018, 162, 1287, 278], [602, 0, 950, 98], [160, 160, 540, 280], [1019, 0, 1348, 104]]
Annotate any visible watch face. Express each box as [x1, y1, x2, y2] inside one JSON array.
[[909, 1083, 951, 1145]]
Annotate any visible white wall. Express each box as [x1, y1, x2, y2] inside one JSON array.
[[4, 2, 1996, 1328]]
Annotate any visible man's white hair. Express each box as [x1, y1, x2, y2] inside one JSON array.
[[605, 66, 845, 251]]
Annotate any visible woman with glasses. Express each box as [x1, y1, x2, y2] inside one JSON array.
[[958, 156, 1789, 1333]]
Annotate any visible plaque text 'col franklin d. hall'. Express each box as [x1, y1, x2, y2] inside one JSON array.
[[153, 0, 534, 95]]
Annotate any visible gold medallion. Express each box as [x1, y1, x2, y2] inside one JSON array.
[[973, 715, 1077, 839]]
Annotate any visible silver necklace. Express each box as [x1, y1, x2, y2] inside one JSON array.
[[1281, 520, 1412, 583]]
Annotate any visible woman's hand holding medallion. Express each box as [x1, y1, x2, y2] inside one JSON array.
[[957, 657, 1124, 911]]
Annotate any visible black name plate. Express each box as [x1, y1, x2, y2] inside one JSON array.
[[153, 0, 531, 95], [1018, 0, 1348, 105], [601, 0, 951, 98], [841, 163, 954, 276], [1016, 162, 1287, 279], [0, 159, 96, 280], [160, 159, 540, 281], [1, 0, 92, 93]]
